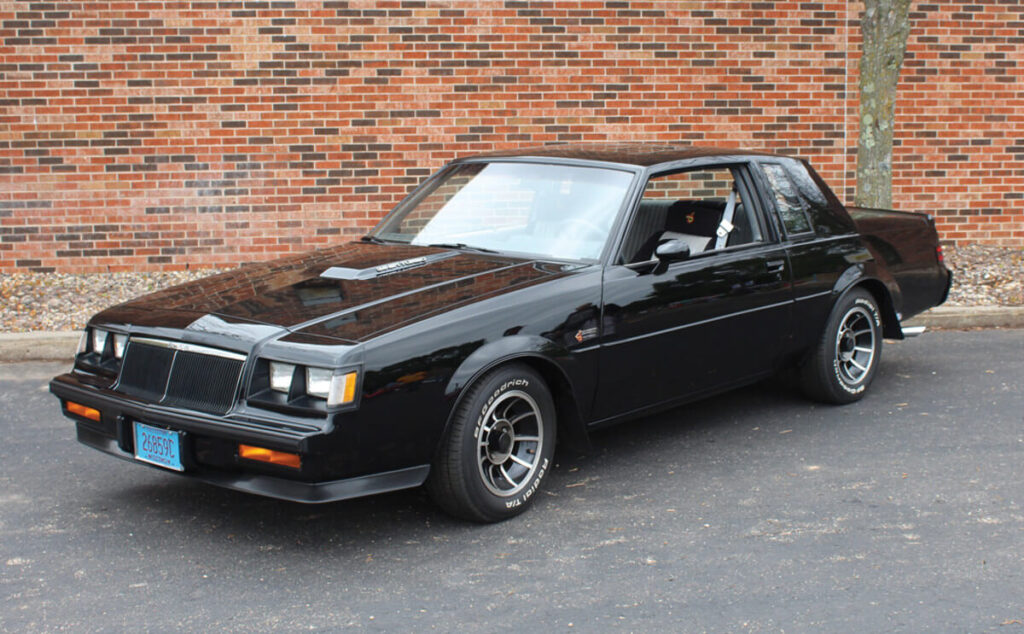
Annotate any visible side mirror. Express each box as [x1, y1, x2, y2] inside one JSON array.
[[651, 239, 690, 274], [655, 239, 690, 263]]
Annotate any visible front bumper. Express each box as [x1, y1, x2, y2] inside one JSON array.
[[50, 373, 429, 503]]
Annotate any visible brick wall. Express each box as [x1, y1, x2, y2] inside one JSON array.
[[0, 1, 1020, 273], [895, 1, 1024, 244]]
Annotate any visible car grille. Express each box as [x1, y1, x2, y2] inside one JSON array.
[[117, 338, 246, 415]]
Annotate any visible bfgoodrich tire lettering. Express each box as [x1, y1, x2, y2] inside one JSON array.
[[427, 363, 556, 522], [800, 288, 883, 404]]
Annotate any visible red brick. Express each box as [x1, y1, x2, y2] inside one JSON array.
[[0, 1, 1020, 273]]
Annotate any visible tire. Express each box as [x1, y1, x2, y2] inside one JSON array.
[[427, 363, 556, 523], [800, 288, 883, 404]]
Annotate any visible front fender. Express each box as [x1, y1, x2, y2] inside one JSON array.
[[444, 335, 569, 398], [440, 335, 592, 454]]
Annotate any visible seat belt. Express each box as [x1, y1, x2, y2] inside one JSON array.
[[714, 187, 738, 250]]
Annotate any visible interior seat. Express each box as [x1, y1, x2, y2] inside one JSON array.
[[628, 200, 725, 262], [621, 199, 672, 263]]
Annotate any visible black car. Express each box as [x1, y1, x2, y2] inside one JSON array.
[[51, 144, 952, 522]]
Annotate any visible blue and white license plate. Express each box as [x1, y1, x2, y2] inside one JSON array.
[[133, 422, 184, 472]]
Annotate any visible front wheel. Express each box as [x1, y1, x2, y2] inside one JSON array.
[[427, 363, 556, 522], [800, 288, 883, 404]]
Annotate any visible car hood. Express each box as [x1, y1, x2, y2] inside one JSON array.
[[92, 242, 575, 343]]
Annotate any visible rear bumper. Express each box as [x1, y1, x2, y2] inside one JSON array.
[[940, 267, 953, 305], [51, 373, 430, 504]]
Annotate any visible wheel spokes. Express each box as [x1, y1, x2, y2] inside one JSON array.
[[499, 398, 518, 420], [835, 306, 876, 386], [475, 390, 544, 497], [508, 454, 532, 469], [508, 411, 535, 425]]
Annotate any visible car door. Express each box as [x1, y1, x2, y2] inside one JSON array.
[[752, 159, 870, 354], [591, 161, 792, 423]]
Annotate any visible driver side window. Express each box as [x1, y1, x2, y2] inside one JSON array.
[[620, 165, 763, 264]]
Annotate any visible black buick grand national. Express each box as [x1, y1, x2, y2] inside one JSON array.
[[51, 144, 951, 522]]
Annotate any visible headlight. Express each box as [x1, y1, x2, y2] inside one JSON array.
[[269, 362, 295, 393], [305, 367, 332, 399], [112, 333, 128, 359], [91, 328, 109, 355], [74, 327, 127, 377], [306, 368, 358, 407], [249, 360, 360, 414]]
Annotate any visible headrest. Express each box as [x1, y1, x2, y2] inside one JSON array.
[[636, 199, 676, 216], [664, 200, 724, 237]]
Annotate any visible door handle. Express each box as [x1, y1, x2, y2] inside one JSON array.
[[766, 259, 785, 274]]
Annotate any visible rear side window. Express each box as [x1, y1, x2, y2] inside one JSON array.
[[760, 163, 813, 235]]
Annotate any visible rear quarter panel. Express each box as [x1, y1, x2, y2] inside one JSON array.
[[848, 207, 950, 319]]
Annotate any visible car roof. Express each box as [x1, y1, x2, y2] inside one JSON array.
[[462, 143, 783, 168]]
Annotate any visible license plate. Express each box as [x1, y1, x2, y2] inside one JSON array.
[[133, 422, 184, 471]]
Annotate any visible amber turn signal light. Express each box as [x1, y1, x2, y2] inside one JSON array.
[[66, 401, 101, 422], [238, 444, 301, 469]]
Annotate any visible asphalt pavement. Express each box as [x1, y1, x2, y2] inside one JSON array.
[[1, 330, 1022, 632]]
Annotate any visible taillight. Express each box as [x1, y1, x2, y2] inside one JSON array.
[[936, 244, 944, 264]]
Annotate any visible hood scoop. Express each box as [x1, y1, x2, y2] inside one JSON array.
[[321, 250, 459, 281]]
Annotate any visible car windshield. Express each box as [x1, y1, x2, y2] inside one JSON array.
[[373, 161, 635, 261]]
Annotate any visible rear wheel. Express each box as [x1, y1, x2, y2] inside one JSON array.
[[427, 363, 556, 522], [800, 288, 883, 404]]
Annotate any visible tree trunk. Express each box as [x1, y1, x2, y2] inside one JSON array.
[[855, 0, 912, 209]]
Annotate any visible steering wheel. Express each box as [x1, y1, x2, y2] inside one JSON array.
[[561, 217, 606, 241]]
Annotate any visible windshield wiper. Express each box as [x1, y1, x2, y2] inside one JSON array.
[[424, 242, 499, 254]]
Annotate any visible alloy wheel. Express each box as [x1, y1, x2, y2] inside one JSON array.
[[476, 390, 544, 497], [834, 305, 877, 387]]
